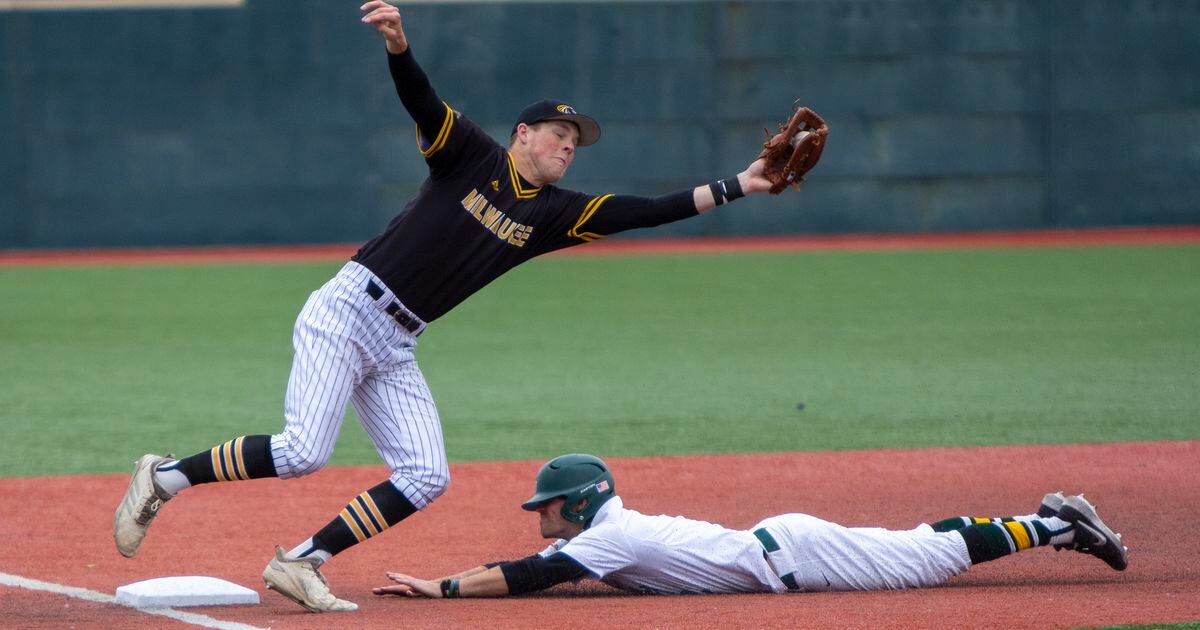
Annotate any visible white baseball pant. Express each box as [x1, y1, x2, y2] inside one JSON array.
[[754, 513, 971, 591], [268, 261, 449, 509]]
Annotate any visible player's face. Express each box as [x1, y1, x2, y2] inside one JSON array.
[[534, 497, 583, 539], [525, 121, 579, 184]]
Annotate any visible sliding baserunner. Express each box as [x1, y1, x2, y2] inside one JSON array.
[[374, 454, 1127, 599]]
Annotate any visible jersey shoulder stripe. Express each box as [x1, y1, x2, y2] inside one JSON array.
[[568, 193, 615, 242], [417, 102, 455, 157]]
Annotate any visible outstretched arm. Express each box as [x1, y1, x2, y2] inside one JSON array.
[[360, 0, 408, 54], [692, 157, 773, 214], [373, 553, 589, 599], [360, 0, 446, 145], [557, 157, 776, 246], [374, 566, 512, 599], [371, 561, 497, 597]]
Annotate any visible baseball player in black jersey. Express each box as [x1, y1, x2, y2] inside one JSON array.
[[114, 1, 786, 613]]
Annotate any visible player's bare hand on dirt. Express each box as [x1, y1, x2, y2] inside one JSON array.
[[372, 582, 414, 597], [373, 572, 441, 598], [361, 0, 408, 55], [739, 158, 774, 195]]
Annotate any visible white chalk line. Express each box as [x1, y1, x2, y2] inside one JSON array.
[[0, 571, 268, 630]]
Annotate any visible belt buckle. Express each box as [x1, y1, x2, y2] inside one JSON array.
[[370, 282, 421, 335], [387, 303, 419, 334]]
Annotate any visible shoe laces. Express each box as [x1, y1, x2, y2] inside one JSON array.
[[134, 497, 163, 525], [291, 556, 330, 588]]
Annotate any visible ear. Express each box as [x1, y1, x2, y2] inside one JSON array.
[[569, 498, 589, 514], [514, 122, 532, 145]]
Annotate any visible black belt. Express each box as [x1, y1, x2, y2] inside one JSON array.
[[753, 527, 800, 591], [365, 280, 423, 336]]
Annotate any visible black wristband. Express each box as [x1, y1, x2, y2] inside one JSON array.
[[709, 176, 745, 206], [440, 578, 460, 598]]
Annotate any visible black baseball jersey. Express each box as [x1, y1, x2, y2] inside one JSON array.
[[353, 49, 698, 322]]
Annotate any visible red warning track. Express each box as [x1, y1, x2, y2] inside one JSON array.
[[1, 442, 1197, 629], [1, 226, 1197, 267]]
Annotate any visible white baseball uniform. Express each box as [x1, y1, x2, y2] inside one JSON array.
[[539, 496, 971, 594]]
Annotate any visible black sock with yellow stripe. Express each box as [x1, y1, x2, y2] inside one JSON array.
[[308, 480, 417, 558], [165, 435, 277, 485], [955, 517, 1068, 564]]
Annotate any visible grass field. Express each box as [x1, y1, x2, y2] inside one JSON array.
[[2, 244, 1198, 477]]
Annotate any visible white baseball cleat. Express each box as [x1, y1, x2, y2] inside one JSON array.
[[1038, 491, 1066, 518], [1058, 494, 1129, 571], [263, 546, 358, 613], [113, 454, 173, 558]]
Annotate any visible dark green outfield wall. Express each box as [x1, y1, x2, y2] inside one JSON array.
[[2, 0, 1198, 248]]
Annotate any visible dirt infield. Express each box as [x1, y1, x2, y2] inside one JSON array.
[[2, 441, 1197, 629], [2, 226, 1198, 267]]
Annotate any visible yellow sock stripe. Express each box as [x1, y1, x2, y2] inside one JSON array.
[[349, 500, 380, 537], [210, 446, 229, 482], [1003, 520, 1033, 550], [339, 508, 367, 543], [230, 436, 249, 481], [221, 441, 235, 481], [417, 103, 455, 157], [972, 517, 990, 525], [359, 493, 389, 534], [568, 194, 613, 241], [506, 153, 541, 199]]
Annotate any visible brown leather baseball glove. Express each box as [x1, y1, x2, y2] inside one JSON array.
[[758, 103, 828, 194]]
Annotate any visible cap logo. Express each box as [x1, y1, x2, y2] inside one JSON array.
[[595, 480, 610, 493], [556, 104, 578, 115]]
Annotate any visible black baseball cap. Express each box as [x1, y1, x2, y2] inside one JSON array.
[[511, 99, 601, 147]]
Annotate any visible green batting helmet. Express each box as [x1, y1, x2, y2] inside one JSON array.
[[521, 454, 615, 523]]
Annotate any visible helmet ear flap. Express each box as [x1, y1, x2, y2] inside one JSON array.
[[560, 497, 589, 523]]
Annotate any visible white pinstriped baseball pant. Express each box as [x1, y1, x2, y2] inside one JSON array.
[[268, 261, 449, 509]]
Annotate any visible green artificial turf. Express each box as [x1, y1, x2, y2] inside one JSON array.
[[1099, 619, 1200, 624], [2, 244, 1197, 476]]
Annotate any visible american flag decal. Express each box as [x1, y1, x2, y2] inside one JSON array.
[[596, 480, 610, 493]]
